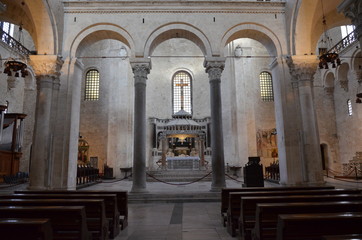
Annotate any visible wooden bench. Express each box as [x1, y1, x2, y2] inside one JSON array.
[[276, 212, 362, 240], [239, 194, 362, 240], [0, 206, 92, 240], [15, 190, 128, 230], [253, 201, 362, 240], [227, 189, 360, 237], [0, 193, 120, 239], [0, 218, 53, 240], [0, 198, 109, 240], [322, 234, 362, 240], [220, 186, 335, 226]]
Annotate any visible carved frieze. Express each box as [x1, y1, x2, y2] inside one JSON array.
[[64, 1, 285, 15]]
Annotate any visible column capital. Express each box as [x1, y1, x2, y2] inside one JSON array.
[[29, 55, 64, 78], [130, 58, 151, 85], [204, 57, 226, 82], [286, 55, 318, 82]]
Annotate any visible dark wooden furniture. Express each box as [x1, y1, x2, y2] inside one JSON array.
[[243, 157, 264, 187], [0, 198, 109, 240], [0, 193, 120, 239], [226, 189, 361, 237], [239, 194, 362, 240], [220, 185, 335, 226], [15, 190, 128, 230], [253, 201, 362, 240], [0, 113, 27, 182], [323, 234, 362, 240], [276, 212, 362, 240], [0, 206, 91, 240], [0, 218, 53, 240]]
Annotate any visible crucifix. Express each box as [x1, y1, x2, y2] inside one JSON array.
[[175, 78, 188, 110]]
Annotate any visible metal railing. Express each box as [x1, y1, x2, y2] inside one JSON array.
[[328, 30, 358, 54], [0, 29, 31, 56]]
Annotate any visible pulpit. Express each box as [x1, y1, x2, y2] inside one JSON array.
[[0, 111, 27, 182]]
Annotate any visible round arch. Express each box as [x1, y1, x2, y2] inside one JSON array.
[[293, 0, 350, 56], [1, 0, 55, 54], [143, 23, 212, 57], [220, 22, 282, 57], [69, 23, 136, 58]]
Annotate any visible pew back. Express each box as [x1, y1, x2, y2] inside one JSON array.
[[276, 212, 362, 240], [0, 218, 53, 240], [0, 198, 108, 240], [0, 206, 91, 240], [0, 193, 119, 238], [254, 201, 362, 240]]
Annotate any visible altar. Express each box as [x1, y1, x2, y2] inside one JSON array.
[[166, 156, 200, 170]]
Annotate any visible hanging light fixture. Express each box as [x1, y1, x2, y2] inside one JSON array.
[[318, 0, 341, 69], [3, 2, 28, 78], [356, 79, 362, 104]]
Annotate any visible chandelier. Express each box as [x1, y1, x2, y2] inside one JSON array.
[[3, 58, 28, 77], [3, 22, 28, 78], [319, 52, 341, 69], [318, 0, 341, 69]]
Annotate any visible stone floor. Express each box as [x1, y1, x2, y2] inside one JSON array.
[[0, 176, 361, 240]]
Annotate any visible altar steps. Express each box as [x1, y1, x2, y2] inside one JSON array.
[[146, 170, 212, 183]]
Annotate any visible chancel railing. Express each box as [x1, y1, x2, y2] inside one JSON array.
[[328, 30, 358, 55], [0, 28, 31, 56]]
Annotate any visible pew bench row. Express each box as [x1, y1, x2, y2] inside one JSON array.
[[220, 186, 362, 240], [0, 190, 128, 240]]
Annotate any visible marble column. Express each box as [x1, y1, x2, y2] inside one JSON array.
[[27, 55, 63, 190], [204, 57, 226, 191], [130, 59, 151, 193], [288, 56, 324, 184]]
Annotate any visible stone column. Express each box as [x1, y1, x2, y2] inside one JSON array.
[[161, 134, 168, 169], [204, 57, 226, 191], [338, 0, 362, 47], [27, 55, 63, 190], [288, 56, 324, 184], [130, 58, 151, 193]]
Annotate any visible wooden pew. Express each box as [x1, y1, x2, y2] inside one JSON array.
[[253, 201, 362, 240], [239, 194, 362, 240], [0, 218, 53, 240], [0, 193, 120, 239], [0, 199, 109, 240], [322, 234, 362, 240], [276, 212, 362, 240], [0, 206, 91, 240], [220, 186, 335, 226], [15, 190, 128, 230], [227, 189, 360, 237]]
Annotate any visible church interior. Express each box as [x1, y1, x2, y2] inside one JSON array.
[[0, 0, 362, 239]]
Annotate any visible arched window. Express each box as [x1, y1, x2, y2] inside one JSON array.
[[172, 71, 192, 114], [347, 99, 353, 116], [84, 69, 100, 101], [259, 71, 274, 102]]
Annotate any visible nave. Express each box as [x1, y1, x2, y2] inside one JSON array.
[[0, 177, 361, 240]]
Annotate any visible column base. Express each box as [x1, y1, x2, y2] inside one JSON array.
[[130, 185, 149, 193]]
